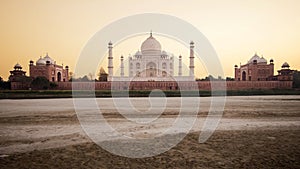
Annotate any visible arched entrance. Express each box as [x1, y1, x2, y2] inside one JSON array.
[[57, 72, 61, 82], [162, 71, 167, 77], [146, 62, 157, 77], [242, 71, 246, 81]]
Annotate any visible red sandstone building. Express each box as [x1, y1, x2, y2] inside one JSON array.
[[9, 63, 32, 90], [234, 53, 274, 81], [276, 62, 294, 81], [29, 53, 69, 82], [234, 53, 294, 82]]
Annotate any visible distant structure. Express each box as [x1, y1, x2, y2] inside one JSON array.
[[9, 63, 26, 81], [9, 63, 32, 90], [108, 32, 194, 81], [234, 53, 294, 82], [7, 41, 295, 90], [234, 53, 274, 81], [276, 62, 294, 81], [29, 53, 69, 82]]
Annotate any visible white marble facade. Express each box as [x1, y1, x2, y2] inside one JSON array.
[[108, 32, 195, 81]]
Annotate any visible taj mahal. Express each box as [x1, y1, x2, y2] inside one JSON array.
[[7, 32, 295, 90], [107, 32, 195, 81]]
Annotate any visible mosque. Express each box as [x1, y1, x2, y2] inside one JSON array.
[[234, 53, 274, 81], [29, 53, 69, 82], [107, 32, 194, 81], [234, 53, 294, 82]]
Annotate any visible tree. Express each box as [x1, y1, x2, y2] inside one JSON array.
[[31, 76, 50, 90], [226, 77, 235, 81], [50, 82, 58, 89], [69, 72, 74, 81], [98, 67, 108, 81], [80, 75, 90, 82], [293, 70, 300, 88], [88, 73, 94, 81], [0, 77, 11, 90]]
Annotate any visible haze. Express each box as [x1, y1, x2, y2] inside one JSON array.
[[1, 0, 299, 80]]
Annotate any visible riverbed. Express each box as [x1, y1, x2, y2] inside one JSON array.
[[0, 96, 299, 168]]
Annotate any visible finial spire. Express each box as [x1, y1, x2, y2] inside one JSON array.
[[150, 30, 152, 37]]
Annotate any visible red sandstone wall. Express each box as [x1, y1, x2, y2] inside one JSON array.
[[56, 81, 293, 91], [10, 82, 31, 90]]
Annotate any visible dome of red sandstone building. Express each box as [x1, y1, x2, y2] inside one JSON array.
[[248, 53, 267, 64], [43, 53, 55, 64], [14, 63, 22, 70], [36, 57, 46, 65], [282, 62, 290, 68]]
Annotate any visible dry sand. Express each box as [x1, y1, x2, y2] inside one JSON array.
[[0, 96, 300, 168]]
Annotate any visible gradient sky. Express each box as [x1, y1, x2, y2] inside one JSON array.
[[1, 0, 299, 80]]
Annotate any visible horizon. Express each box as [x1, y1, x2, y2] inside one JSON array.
[[1, 0, 300, 80]]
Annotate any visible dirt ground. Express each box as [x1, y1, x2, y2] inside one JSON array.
[[0, 129, 299, 169], [0, 96, 299, 168]]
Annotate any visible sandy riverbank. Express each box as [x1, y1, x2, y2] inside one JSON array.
[[0, 96, 299, 168]]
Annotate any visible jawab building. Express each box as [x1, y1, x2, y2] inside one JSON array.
[[234, 53, 274, 81]]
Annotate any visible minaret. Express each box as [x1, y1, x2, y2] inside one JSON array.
[[120, 55, 124, 77], [189, 41, 195, 77], [108, 41, 113, 80], [178, 55, 182, 76]]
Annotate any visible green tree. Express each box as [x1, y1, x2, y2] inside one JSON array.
[[293, 70, 300, 88], [31, 76, 50, 90], [226, 77, 235, 81], [50, 82, 58, 89], [0, 77, 11, 90], [98, 67, 108, 81], [81, 75, 90, 82]]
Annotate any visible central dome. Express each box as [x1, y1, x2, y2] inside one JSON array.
[[141, 34, 161, 52], [248, 53, 267, 64]]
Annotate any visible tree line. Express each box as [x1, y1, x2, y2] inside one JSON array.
[[1, 70, 300, 90]]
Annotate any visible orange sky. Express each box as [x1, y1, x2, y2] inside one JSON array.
[[1, 0, 300, 80]]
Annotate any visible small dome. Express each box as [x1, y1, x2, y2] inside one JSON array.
[[135, 50, 142, 56], [43, 53, 54, 64], [161, 50, 168, 55], [259, 57, 267, 63], [141, 34, 161, 52], [36, 57, 46, 65], [282, 62, 290, 68], [248, 53, 267, 64], [14, 63, 22, 69]]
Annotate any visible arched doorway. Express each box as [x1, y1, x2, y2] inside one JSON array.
[[57, 72, 61, 82], [146, 62, 156, 77], [162, 71, 167, 77], [242, 71, 246, 81]]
